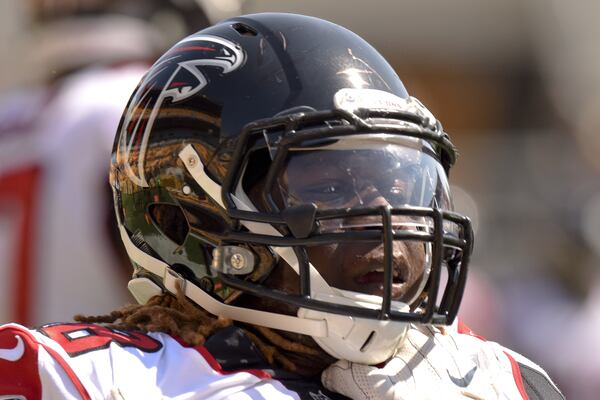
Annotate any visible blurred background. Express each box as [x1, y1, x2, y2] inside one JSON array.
[[1, 0, 598, 397]]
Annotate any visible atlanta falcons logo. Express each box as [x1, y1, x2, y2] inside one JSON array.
[[117, 35, 245, 187]]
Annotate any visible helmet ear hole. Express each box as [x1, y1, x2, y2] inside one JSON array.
[[181, 203, 229, 236], [148, 203, 190, 246]]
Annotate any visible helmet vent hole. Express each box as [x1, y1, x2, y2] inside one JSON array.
[[148, 203, 189, 246], [232, 23, 257, 36], [360, 331, 377, 352]]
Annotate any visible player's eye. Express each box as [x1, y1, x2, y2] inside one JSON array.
[[307, 182, 344, 196], [303, 181, 354, 206]]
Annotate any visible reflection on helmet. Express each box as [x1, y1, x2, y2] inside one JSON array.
[[110, 12, 473, 365], [280, 135, 451, 208]]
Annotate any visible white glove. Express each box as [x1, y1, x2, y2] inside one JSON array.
[[321, 324, 524, 400]]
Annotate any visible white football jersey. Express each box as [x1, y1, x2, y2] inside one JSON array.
[[0, 323, 301, 400], [0, 320, 564, 400], [0, 65, 147, 325]]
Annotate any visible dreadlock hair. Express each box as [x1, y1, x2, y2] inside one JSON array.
[[74, 283, 322, 374]]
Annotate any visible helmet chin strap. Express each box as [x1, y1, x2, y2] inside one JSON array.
[[170, 144, 409, 363], [119, 220, 327, 338]]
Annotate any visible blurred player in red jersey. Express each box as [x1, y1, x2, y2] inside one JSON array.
[[0, 0, 225, 325]]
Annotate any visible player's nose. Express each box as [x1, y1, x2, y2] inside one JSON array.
[[351, 183, 419, 231], [339, 184, 391, 229], [359, 183, 392, 208]]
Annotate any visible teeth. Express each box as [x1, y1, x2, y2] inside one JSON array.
[[368, 267, 403, 282], [372, 267, 400, 277]]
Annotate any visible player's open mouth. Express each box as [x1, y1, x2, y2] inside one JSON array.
[[354, 267, 407, 298], [355, 268, 404, 284]]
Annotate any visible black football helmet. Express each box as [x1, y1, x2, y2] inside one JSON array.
[[110, 12, 473, 364]]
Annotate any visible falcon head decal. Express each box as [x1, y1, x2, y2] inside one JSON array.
[[116, 35, 245, 188]]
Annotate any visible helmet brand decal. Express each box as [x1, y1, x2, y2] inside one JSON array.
[[117, 35, 245, 187]]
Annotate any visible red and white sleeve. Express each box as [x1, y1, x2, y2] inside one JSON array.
[[0, 324, 92, 400]]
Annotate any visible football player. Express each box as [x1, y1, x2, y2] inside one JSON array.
[[0, 13, 564, 399]]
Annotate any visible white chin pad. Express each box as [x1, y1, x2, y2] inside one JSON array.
[[298, 291, 409, 364]]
